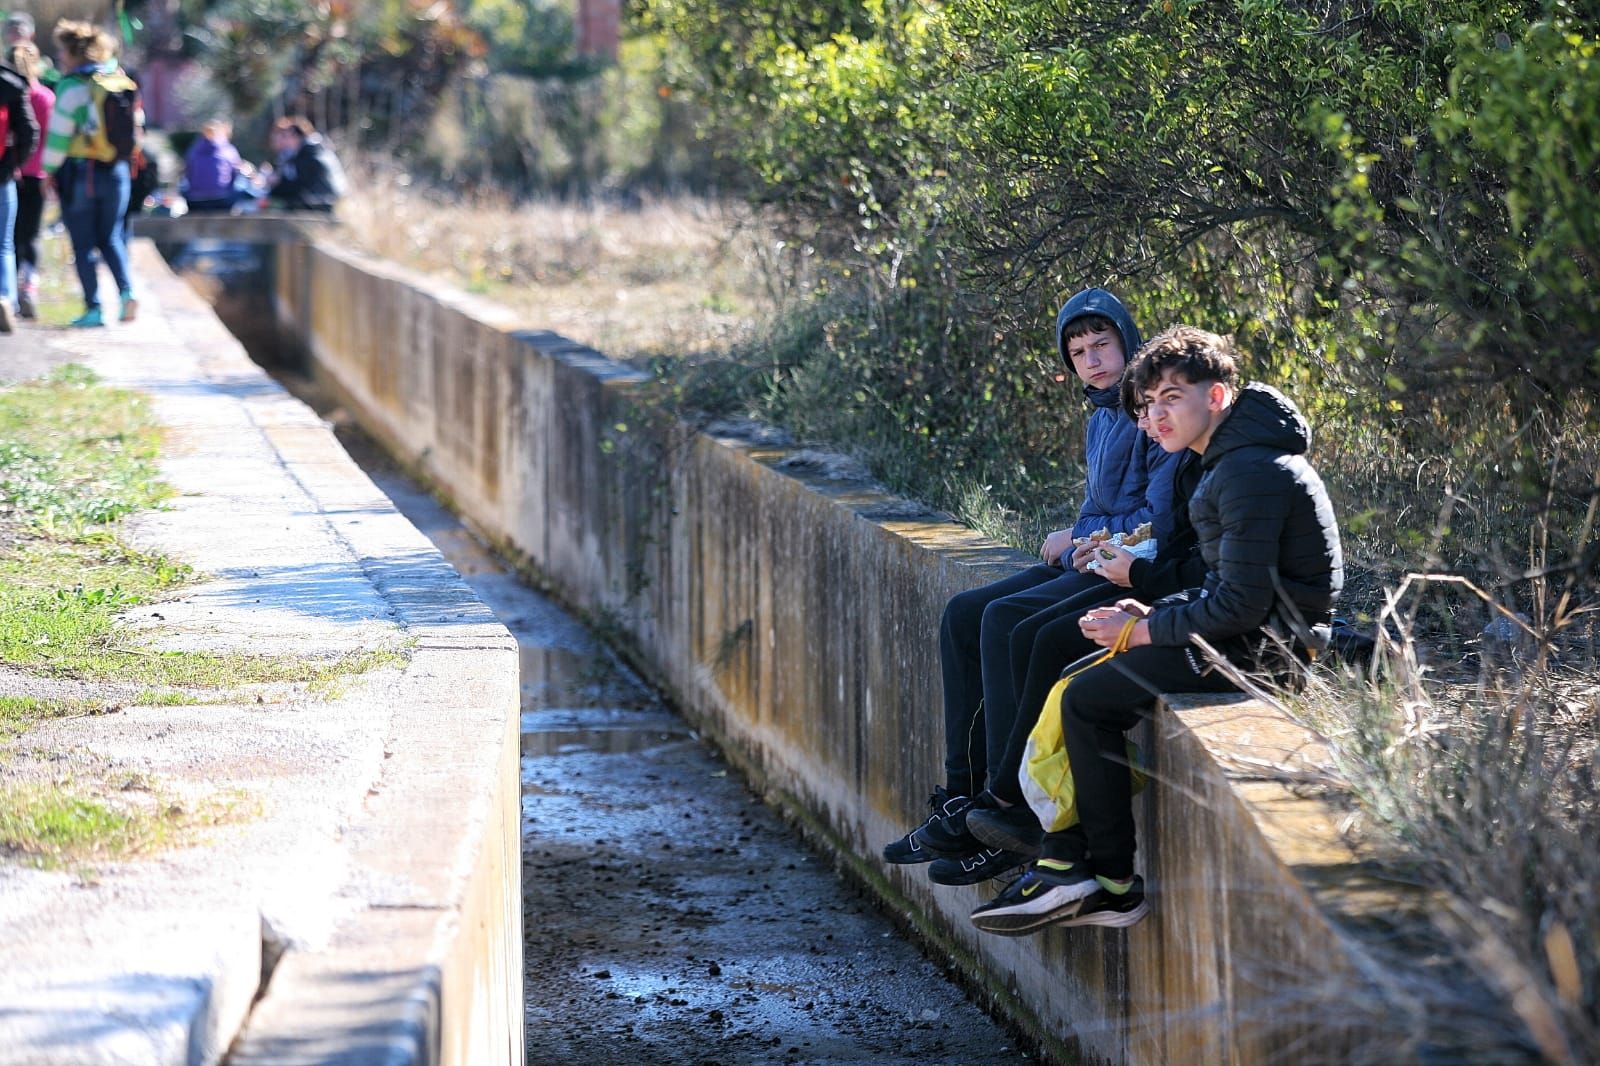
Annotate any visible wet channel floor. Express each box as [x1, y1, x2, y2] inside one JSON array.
[[336, 432, 1033, 1065]]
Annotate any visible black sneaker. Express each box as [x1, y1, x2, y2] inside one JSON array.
[[914, 789, 995, 858], [928, 846, 1030, 886], [1052, 875, 1149, 929], [969, 859, 1099, 935], [965, 804, 1043, 857], [882, 788, 973, 864]]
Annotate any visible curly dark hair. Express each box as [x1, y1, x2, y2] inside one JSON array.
[[1127, 325, 1239, 399]]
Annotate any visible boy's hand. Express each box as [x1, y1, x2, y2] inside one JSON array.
[[1068, 540, 1099, 572], [1040, 528, 1076, 567], [1088, 543, 1138, 587], [1079, 603, 1152, 649]]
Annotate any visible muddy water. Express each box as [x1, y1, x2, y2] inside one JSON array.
[[340, 434, 1032, 1066]]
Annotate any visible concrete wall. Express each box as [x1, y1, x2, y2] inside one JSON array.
[[275, 240, 1377, 1064]]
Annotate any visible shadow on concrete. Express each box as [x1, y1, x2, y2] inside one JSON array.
[[0, 974, 221, 1061], [229, 966, 443, 1066]]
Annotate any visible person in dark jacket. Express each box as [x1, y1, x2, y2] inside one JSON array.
[[880, 288, 1180, 886], [266, 116, 346, 213], [970, 325, 1343, 936], [0, 49, 40, 332]]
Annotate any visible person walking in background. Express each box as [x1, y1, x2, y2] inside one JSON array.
[[0, 43, 39, 333], [183, 117, 259, 212], [42, 20, 142, 328], [8, 40, 53, 321], [265, 116, 346, 213]]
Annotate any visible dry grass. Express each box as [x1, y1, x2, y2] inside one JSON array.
[[336, 154, 792, 362]]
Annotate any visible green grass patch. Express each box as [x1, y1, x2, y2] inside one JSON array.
[[0, 365, 172, 536], [0, 780, 252, 867], [130, 689, 204, 707], [0, 366, 409, 722], [0, 787, 139, 863], [0, 694, 107, 737]]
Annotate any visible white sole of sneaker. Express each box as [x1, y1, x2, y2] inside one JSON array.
[[1057, 899, 1150, 928], [970, 881, 1099, 935]]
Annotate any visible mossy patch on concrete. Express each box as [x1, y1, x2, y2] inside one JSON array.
[[0, 779, 255, 869]]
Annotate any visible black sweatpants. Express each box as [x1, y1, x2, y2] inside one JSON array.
[[14, 176, 44, 274], [1040, 645, 1240, 879], [938, 564, 1108, 796], [986, 582, 1123, 805]]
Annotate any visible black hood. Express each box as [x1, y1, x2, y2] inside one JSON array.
[[1055, 288, 1142, 378], [1203, 382, 1310, 467]]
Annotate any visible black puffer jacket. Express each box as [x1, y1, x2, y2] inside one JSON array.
[[1147, 383, 1343, 652], [269, 135, 347, 212]]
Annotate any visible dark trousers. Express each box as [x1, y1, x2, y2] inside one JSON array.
[[15, 176, 44, 274], [939, 564, 1108, 795], [985, 582, 1124, 805], [1041, 645, 1240, 880]]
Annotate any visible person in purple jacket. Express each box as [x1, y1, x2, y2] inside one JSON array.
[[881, 288, 1180, 886], [182, 118, 260, 213]]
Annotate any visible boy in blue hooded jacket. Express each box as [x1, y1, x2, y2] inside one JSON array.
[[882, 288, 1179, 885]]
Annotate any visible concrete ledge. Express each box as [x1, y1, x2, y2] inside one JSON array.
[[133, 212, 340, 244], [275, 239, 1376, 1064], [0, 244, 522, 1065]]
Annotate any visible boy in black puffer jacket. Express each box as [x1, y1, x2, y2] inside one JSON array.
[[970, 325, 1343, 936]]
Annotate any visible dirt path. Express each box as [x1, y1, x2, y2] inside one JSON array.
[[338, 429, 1033, 1065]]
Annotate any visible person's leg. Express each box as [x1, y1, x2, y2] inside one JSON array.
[[889, 563, 1068, 867], [1055, 646, 1240, 880], [93, 161, 135, 311], [970, 645, 1239, 934], [996, 584, 1123, 791], [15, 176, 44, 288], [0, 180, 17, 318], [62, 169, 103, 318], [938, 564, 1064, 796], [967, 599, 1119, 856], [976, 569, 1107, 789]]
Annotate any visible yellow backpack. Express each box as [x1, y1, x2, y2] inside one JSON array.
[[68, 69, 140, 163], [1020, 619, 1150, 832]]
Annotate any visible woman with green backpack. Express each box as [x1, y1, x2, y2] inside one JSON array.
[[40, 20, 141, 328]]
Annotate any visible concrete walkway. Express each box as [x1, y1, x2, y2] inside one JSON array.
[[0, 245, 521, 1064]]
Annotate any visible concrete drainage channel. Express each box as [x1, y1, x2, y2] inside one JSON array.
[[331, 415, 1032, 1065], [168, 238, 1043, 1062]]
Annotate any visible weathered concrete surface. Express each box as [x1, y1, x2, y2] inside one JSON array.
[[276, 240, 1381, 1064], [0, 244, 523, 1065]]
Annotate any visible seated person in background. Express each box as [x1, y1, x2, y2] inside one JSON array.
[[182, 118, 260, 213], [969, 326, 1343, 936], [265, 116, 346, 213]]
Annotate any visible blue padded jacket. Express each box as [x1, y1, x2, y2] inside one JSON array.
[[1054, 288, 1178, 538]]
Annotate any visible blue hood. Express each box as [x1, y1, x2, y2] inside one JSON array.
[[1054, 287, 1143, 372], [1049, 289, 1177, 539]]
